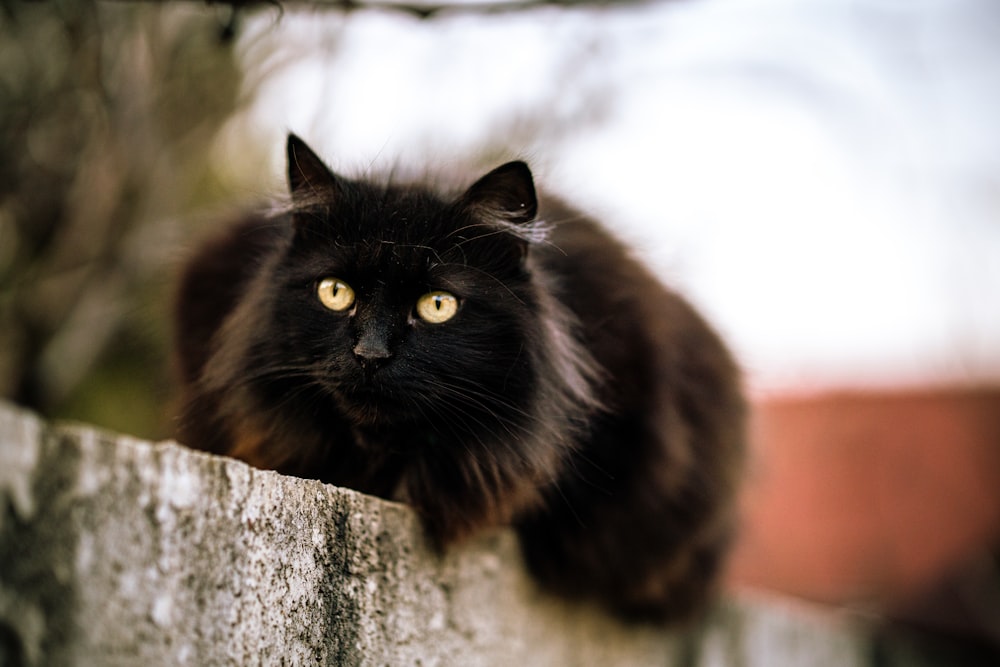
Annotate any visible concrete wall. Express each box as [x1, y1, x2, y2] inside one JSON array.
[[0, 401, 979, 666]]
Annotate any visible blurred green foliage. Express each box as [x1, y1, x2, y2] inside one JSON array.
[[0, 0, 245, 439]]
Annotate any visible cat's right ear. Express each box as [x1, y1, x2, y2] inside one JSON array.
[[286, 133, 338, 206], [458, 161, 538, 226]]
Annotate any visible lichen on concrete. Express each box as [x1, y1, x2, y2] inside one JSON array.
[[0, 401, 973, 666]]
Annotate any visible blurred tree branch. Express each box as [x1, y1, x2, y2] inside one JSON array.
[[134, 0, 655, 22], [0, 0, 246, 436], [281, 0, 641, 19]]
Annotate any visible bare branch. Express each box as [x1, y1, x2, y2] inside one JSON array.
[[132, 0, 655, 21]]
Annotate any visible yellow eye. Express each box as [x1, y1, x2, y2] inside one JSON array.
[[415, 291, 459, 324], [317, 278, 355, 311]]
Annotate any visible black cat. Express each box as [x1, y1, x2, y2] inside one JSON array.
[[174, 134, 745, 622]]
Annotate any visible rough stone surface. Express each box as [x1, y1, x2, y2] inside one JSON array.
[[0, 400, 979, 666]]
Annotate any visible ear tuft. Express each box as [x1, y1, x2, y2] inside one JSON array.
[[459, 161, 538, 224]]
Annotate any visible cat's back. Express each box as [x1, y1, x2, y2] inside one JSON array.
[[537, 197, 742, 418], [174, 212, 287, 385]]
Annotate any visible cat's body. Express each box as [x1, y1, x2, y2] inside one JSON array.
[[174, 135, 745, 622]]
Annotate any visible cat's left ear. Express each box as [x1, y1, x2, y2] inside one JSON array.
[[286, 133, 338, 204], [458, 161, 538, 225]]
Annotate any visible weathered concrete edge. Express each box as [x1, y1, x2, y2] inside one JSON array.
[[0, 400, 880, 666]]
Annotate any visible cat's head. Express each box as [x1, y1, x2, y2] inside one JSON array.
[[258, 134, 552, 435]]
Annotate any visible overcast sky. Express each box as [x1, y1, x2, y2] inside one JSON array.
[[222, 0, 1000, 394]]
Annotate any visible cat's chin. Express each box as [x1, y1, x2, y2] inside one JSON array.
[[333, 389, 410, 428]]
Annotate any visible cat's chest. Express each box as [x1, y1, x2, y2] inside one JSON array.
[[346, 424, 445, 499]]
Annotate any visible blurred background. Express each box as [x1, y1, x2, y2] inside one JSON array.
[[1, 0, 997, 654]]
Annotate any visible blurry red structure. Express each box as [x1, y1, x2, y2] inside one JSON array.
[[728, 386, 1000, 626]]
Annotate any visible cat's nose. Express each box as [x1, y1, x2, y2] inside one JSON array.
[[353, 337, 392, 372]]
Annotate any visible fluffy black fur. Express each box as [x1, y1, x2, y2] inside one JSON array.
[[174, 134, 745, 622]]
